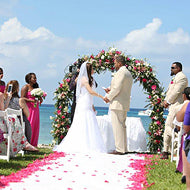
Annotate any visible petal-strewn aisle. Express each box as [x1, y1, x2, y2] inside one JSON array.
[[0, 152, 150, 190]]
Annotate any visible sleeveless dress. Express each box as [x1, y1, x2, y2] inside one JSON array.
[[26, 91, 40, 147], [54, 80, 106, 154]]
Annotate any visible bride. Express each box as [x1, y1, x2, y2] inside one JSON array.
[[54, 61, 106, 153]]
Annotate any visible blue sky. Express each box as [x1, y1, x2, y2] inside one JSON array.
[[0, 0, 190, 108]]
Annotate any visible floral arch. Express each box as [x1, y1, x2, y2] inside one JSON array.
[[51, 47, 165, 153]]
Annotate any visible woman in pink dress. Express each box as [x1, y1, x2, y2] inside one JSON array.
[[21, 73, 42, 147], [0, 68, 5, 94]]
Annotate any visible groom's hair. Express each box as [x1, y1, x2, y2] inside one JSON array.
[[115, 55, 126, 66], [173, 62, 182, 71]]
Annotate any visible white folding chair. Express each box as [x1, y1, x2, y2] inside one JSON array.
[[171, 117, 183, 167], [0, 110, 11, 162], [6, 108, 25, 157]]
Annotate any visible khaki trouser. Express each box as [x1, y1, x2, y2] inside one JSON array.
[[110, 110, 127, 153], [163, 104, 178, 152]]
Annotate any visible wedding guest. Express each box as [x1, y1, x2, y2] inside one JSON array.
[[176, 95, 190, 190], [174, 87, 190, 183], [21, 73, 41, 147], [4, 80, 32, 143], [0, 68, 5, 94], [104, 55, 133, 155], [161, 62, 188, 159], [0, 84, 38, 155]]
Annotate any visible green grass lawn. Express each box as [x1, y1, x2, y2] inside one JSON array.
[[0, 151, 187, 189], [0, 148, 53, 176], [146, 155, 185, 190]]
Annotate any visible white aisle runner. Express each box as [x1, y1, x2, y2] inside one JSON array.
[[1, 152, 146, 190]]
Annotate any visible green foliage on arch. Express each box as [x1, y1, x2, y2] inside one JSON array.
[[51, 47, 165, 153]]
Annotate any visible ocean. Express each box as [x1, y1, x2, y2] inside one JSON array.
[[39, 104, 153, 145]]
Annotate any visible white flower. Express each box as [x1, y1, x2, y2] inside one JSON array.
[[109, 48, 116, 52], [52, 140, 56, 145], [50, 116, 54, 120], [31, 88, 43, 97], [128, 66, 132, 70], [144, 62, 150, 66], [64, 107, 68, 112], [101, 55, 105, 60]]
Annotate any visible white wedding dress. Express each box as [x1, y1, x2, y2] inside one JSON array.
[[54, 63, 106, 154]]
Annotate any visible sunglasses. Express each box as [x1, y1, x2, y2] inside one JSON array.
[[171, 67, 176, 69], [0, 73, 3, 75]]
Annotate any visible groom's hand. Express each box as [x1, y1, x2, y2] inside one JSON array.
[[104, 97, 110, 103], [104, 88, 110, 94]]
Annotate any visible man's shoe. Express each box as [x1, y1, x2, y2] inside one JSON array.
[[181, 176, 186, 184], [109, 150, 125, 155], [160, 152, 169, 159]]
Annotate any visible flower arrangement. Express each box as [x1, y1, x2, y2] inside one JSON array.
[[31, 88, 47, 107], [51, 47, 165, 153], [50, 79, 72, 144]]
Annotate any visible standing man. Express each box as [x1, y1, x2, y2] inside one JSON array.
[[69, 59, 83, 124], [161, 62, 188, 159], [104, 55, 133, 155]]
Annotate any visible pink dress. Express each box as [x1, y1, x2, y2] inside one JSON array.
[[0, 85, 5, 93], [26, 91, 40, 146]]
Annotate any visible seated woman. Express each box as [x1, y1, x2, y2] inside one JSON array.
[[0, 80, 38, 156], [5, 80, 32, 143]]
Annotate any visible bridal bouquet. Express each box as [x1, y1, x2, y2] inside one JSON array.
[[31, 88, 47, 107]]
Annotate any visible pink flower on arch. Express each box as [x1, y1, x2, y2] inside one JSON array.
[[151, 85, 156, 90], [60, 135, 64, 139], [66, 78, 70, 83], [142, 78, 147, 83], [156, 121, 161, 125], [135, 60, 140, 64]]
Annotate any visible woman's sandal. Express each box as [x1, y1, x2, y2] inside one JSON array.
[[24, 143, 39, 152]]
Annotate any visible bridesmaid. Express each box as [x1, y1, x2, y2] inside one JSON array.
[[21, 73, 41, 147]]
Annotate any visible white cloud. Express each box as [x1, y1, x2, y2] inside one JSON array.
[[116, 18, 190, 57], [0, 18, 55, 43], [167, 28, 190, 45], [0, 17, 190, 107]]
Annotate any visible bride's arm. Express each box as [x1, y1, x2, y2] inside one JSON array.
[[83, 80, 104, 99]]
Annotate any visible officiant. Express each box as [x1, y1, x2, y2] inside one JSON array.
[[69, 59, 84, 123]]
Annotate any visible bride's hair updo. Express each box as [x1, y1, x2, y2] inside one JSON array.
[[86, 62, 93, 87]]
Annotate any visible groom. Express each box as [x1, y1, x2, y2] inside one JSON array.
[[104, 55, 133, 155]]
